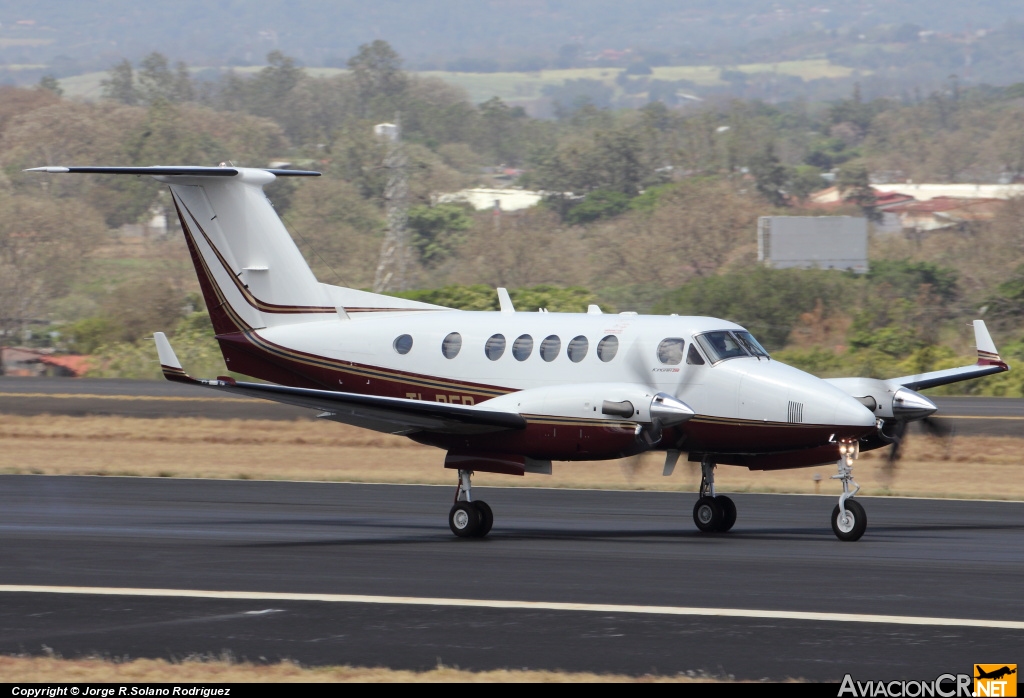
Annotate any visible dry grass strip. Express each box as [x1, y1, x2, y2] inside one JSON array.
[[0, 655, 728, 683], [0, 414, 1021, 499]]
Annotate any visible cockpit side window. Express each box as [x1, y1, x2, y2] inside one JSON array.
[[686, 343, 705, 365]]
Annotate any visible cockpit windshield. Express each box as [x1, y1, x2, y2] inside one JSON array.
[[735, 331, 769, 358], [695, 330, 770, 363]]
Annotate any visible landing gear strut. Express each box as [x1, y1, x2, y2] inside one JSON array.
[[830, 440, 866, 542], [449, 469, 493, 538], [693, 456, 736, 533]]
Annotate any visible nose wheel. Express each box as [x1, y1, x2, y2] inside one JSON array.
[[449, 469, 493, 538], [831, 499, 866, 541]]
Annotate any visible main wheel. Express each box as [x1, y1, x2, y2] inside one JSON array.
[[715, 495, 737, 532], [472, 500, 493, 538], [693, 496, 723, 533], [831, 499, 867, 542], [449, 502, 480, 537]]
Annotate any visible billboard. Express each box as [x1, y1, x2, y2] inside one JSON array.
[[757, 216, 868, 273]]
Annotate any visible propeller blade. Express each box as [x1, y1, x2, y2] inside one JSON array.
[[920, 416, 954, 439], [887, 420, 909, 466]]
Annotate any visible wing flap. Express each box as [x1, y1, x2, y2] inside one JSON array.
[[205, 379, 526, 435]]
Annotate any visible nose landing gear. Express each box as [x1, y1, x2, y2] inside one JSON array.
[[831, 440, 866, 542], [448, 469, 493, 538], [692, 456, 737, 533]]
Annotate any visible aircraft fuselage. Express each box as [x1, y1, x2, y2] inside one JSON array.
[[216, 310, 878, 464]]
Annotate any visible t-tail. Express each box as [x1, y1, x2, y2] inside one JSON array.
[[26, 165, 445, 334]]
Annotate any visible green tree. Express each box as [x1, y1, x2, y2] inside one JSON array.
[[100, 59, 138, 105], [836, 161, 880, 222], [37, 75, 63, 97], [137, 52, 175, 104], [565, 189, 632, 225], [475, 97, 527, 164], [347, 40, 408, 120], [788, 165, 826, 201], [248, 51, 304, 123], [749, 143, 788, 207], [407, 203, 472, 266]]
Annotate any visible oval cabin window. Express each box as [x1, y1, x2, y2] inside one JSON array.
[[540, 335, 561, 362], [442, 332, 462, 359], [657, 338, 685, 365], [485, 334, 506, 360], [567, 335, 589, 363], [393, 334, 413, 355], [512, 334, 533, 361], [597, 335, 619, 362]]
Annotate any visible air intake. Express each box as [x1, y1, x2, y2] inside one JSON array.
[[787, 401, 804, 423]]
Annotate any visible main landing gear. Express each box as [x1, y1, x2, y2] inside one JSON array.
[[449, 469, 493, 538], [692, 456, 736, 533], [830, 440, 866, 542]]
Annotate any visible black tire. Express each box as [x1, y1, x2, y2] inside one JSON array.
[[449, 502, 480, 538], [715, 495, 737, 532], [472, 500, 494, 538], [693, 496, 723, 533], [831, 500, 867, 542]]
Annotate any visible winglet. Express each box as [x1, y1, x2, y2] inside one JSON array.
[[154, 332, 197, 383], [974, 320, 1008, 369]]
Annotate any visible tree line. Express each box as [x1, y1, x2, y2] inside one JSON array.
[[0, 42, 1022, 394]]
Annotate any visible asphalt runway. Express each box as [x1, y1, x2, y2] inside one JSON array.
[[1, 476, 1021, 680], [0, 377, 1022, 437]]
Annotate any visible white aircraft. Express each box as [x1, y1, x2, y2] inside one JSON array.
[[28, 165, 1010, 541]]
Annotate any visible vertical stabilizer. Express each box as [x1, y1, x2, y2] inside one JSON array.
[[165, 168, 334, 334]]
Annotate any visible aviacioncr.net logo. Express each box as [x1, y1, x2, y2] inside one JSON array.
[[838, 674, 973, 697]]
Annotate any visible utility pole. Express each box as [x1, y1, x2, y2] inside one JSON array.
[[372, 115, 409, 293]]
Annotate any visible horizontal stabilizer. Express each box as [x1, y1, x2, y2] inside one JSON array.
[[25, 166, 320, 177]]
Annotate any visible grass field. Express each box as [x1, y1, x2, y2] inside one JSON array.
[[49, 58, 860, 104], [1, 414, 1021, 500], [0, 656, 720, 683]]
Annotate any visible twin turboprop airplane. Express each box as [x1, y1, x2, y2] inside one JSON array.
[[29, 165, 1011, 541]]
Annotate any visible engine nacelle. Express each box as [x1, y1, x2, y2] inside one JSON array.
[[825, 378, 937, 422], [477, 382, 695, 427]]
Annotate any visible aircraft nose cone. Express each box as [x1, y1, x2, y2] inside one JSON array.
[[892, 388, 938, 421], [650, 392, 695, 426]]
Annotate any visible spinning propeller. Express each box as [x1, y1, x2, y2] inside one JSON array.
[[884, 414, 955, 469]]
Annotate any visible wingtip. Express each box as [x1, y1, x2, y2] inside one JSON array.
[[153, 331, 197, 383], [973, 320, 1008, 370]]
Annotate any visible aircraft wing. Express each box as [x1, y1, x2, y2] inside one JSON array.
[[887, 320, 1009, 390], [154, 333, 525, 436]]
